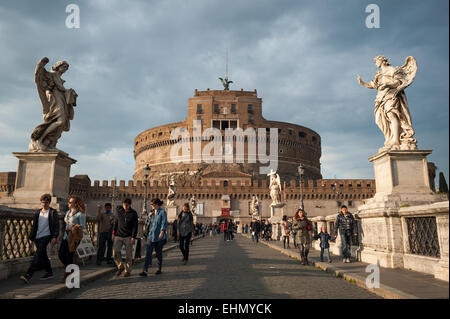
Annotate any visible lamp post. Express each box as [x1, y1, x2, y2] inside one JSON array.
[[142, 164, 151, 218], [297, 164, 305, 211]]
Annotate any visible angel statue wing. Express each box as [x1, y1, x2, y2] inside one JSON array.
[[396, 56, 418, 93], [34, 57, 53, 115]]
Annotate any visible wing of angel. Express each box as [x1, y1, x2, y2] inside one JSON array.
[[34, 57, 52, 115], [276, 174, 282, 192], [228, 80, 233, 84], [219, 77, 224, 82], [396, 56, 418, 92]]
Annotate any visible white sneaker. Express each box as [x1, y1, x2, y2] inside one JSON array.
[[347, 258, 351, 263], [343, 258, 347, 263]]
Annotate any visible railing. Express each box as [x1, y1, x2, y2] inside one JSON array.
[[405, 216, 440, 258]]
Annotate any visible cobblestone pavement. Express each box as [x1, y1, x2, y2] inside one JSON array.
[[62, 234, 380, 299]]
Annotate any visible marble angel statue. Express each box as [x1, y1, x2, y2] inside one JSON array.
[[29, 57, 78, 152], [249, 195, 260, 218], [357, 56, 418, 152], [167, 174, 177, 206], [268, 170, 282, 206]]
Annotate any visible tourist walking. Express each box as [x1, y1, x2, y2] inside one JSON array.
[[177, 203, 194, 265], [281, 215, 291, 249], [222, 221, 229, 241], [140, 198, 167, 276], [58, 196, 86, 282], [292, 208, 312, 265], [96, 203, 114, 266], [312, 225, 336, 263], [228, 220, 234, 241], [250, 219, 261, 243], [172, 215, 178, 242], [112, 198, 138, 277], [20, 194, 59, 284], [334, 205, 358, 263]]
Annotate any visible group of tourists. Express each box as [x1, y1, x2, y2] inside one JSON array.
[[251, 205, 358, 265], [20, 193, 203, 283], [20, 193, 358, 284]]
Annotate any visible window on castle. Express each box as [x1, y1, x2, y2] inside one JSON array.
[[289, 129, 293, 135], [312, 136, 317, 143], [214, 104, 220, 114], [248, 116, 254, 124], [213, 120, 220, 129], [247, 104, 253, 113], [221, 121, 229, 130], [197, 104, 202, 113], [349, 201, 353, 207], [367, 183, 371, 188], [231, 104, 236, 113], [230, 120, 237, 129], [299, 132, 306, 139], [224, 181, 228, 187]]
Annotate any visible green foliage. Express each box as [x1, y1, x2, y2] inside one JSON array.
[[439, 172, 449, 197]]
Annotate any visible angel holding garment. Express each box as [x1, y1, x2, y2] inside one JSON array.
[[357, 56, 418, 152], [29, 57, 78, 152]]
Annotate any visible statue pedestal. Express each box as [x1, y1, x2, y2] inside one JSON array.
[[166, 205, 178, 223], [269, 203, 285, 240], [362, 150, 445, 209], [357, 149, 447, 269], [0, 151, 76, 210]]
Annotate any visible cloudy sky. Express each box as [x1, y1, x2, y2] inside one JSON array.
[[0, 0, 448, 185]]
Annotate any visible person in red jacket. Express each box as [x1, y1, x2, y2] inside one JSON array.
[[222, 221, 228, 241]]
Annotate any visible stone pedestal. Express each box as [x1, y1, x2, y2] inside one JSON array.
[[269, 203, 285, 240], [358, 149, 447, 269], [0, 151, 76, 210], [365, 150, 444, 208], [166, 205, 178, 223]]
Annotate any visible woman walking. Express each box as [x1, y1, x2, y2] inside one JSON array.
[[140, 198, 167, 276], [58, 196, 86, 282], [292, 209, 312, 265], [281, 215, 291, 249], [177, 203, 195, 265]]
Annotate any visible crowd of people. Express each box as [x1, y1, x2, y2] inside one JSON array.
[[20, 193, 358, 284]]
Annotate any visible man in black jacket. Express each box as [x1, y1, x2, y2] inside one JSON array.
[[334, 205, 358, 263], [112, 198, 138, 277], [20, 194, 59, 283], [250, 219, 261, 243]]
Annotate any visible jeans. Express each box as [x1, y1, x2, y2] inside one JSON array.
[[144, 239, 164, 271], [27, 235, 52, 277], [97, 231, 113, 263], [340, 231, 352, 259], [58, 239, 75, 267], [283, 235, 290, 248], [320, 248, 331, 261], [179, 233, 192, 261], [292, 232, 297, 247]]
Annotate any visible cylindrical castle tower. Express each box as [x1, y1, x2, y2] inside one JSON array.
[[133, 89, 322, 183]]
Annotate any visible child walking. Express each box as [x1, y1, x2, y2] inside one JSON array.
[[312, 225, 336, 263]]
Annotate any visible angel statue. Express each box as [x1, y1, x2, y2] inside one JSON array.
[[29, 57, 78, 152], [190, 195, 197, 215], [268, 170, 282, 206], [167, 174, 177, 207], [219, 76, 233, 90], [357, 56, 418, 152], [249, 195, 260, 218]]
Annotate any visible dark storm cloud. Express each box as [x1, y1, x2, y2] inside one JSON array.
[[0, 0, 448, 183]]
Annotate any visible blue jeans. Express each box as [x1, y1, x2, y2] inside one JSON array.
[[340, 232, 352, 259], [320, 248, 331, 261], [143, 239, 164, 271]]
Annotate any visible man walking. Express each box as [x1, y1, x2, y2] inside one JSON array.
[[112, 198, 138, 277], [250, 219, 261, 243], [20, 194, 59, 283], [96, 203, 114, 266], [334, 205, 358, 263]]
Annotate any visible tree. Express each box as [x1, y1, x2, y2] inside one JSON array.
[[438, 172, 449, 198]]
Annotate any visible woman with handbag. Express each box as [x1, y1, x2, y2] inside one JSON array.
[[58, 196, 86, 282], [177, 203, 194, 265], [291, 208, 312, 265]]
